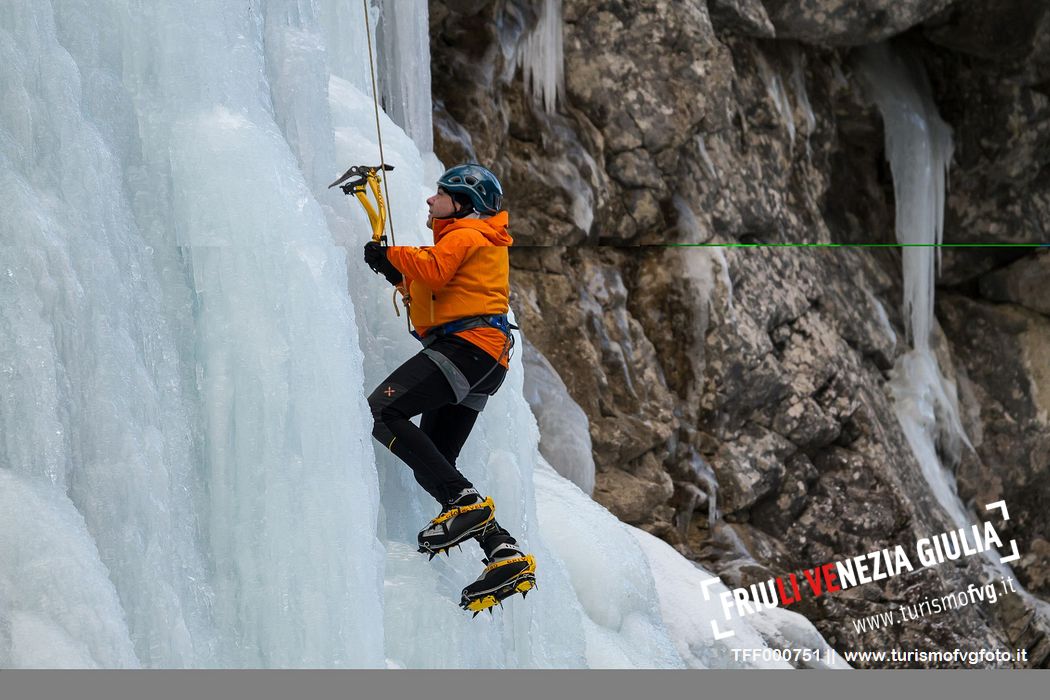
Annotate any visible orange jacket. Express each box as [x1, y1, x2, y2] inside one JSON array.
[[386, 212, 513, 366]]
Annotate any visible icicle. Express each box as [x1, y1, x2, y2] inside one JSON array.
[[755, 52, 796, 149], [675, 482, 707, 539], [518, 0, 564, 113], [1, 0, 847, 670], [788, 49, 815, 137], [695, 136, 718, 180], [788, 47, 815, 158], [690, 453, 721, 529], [858, 44, 953, 352], [866, 290, 897, 347]]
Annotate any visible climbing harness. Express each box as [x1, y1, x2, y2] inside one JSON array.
[[414, 314, 518, 344], [415, 314, 519, 410]]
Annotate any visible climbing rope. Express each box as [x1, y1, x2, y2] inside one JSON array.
[[328, 0, 396, 245], [327, 1, 411, 324], [361, 0, 395, 245]]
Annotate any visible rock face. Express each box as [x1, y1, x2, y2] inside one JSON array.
[[708, 0, 775, 38], [428, 0, 1050, 666], [939, 294, 1050, 599], [978, 252, 1050, 316], [760, 0, 956, 45], [921, 1, 1050, 283]]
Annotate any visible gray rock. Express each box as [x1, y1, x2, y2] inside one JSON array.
[[924, 0, 1050, 77], [713, 422, 792, 512], [979, 252, 1050, 316], [761, 0, 956, 46], [919, 4, 1050, 283], [939, 293, 1050, 599], [709, 0, 777, 38], [593, 453, 675, 525]]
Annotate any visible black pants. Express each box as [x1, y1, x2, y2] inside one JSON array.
[[368, 335, 516, 553]]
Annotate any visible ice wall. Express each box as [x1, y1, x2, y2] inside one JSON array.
[[522, 339, 596, 495], [319, 0, 378, 93], [378, 0, 433, 153], [1, 0, 385, 667], [1, 0, 822, 669]]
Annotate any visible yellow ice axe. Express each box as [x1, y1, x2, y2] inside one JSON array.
[[329, 163, 394, 242]]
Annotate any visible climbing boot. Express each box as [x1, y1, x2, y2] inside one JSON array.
[[460, 543, 537, 617], [417, 488, 495, 559]]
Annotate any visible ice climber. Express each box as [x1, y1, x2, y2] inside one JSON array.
[[363, 163, 537, 615]]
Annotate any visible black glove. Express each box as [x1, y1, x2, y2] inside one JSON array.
[[363, 240, 403, 286]]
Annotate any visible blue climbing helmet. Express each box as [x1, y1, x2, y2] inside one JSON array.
[[437, 163, 504, 215]]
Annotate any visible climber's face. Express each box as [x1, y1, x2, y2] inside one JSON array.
[[427, 188, 460, 224]]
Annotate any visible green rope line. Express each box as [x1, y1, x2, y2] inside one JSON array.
[[662, 243, 1049, 248]]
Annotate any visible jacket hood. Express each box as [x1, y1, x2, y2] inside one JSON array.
[[432, 211, 512, 246]]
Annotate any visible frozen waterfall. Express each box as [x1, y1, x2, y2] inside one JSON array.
[[857, 45, 973, 529], [1, 0, 830, 668], [859, 41, 1050, 628]]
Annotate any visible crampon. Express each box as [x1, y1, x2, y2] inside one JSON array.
[[417, 491, 495, 560], [460, 552, 537, 617]]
